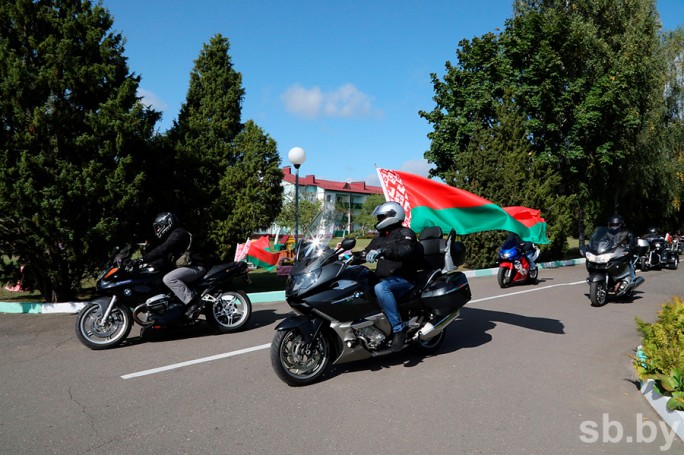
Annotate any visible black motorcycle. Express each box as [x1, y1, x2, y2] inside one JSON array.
[[270, 216, 471, 386], [75, 244, 252, 350], [581, 227, 647, 307], [639, 235, 679, 271]]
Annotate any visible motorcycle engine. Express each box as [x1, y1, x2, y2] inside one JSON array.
[[355, 326, 387, 350], [145, 294, 170, 315]]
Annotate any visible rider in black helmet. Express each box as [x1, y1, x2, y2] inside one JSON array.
[[143, 212, 207, 319], [607, 214, 636, 285]]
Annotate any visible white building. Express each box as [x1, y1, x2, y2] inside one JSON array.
[[279, 166, 383, 236]]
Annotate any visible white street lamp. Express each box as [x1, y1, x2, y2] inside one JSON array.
[[288, 147, 306, 242]]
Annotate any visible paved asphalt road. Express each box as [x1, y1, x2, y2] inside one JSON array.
[[0, 264, 682, 455]]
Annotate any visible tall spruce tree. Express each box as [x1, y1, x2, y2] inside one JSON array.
[[168, 35, 282, 259], [0, 0, 160, 301]]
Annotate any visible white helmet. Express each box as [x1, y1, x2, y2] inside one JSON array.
[[372, 201, 405, 230]]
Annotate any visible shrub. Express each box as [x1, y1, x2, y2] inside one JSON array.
[[634, 296, 684, 411]]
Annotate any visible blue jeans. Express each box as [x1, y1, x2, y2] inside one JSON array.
[[374, 276, 414, 333]]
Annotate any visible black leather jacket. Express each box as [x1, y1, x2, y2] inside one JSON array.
[[363, 223, 419, 279], [142, 227, 207, 269]]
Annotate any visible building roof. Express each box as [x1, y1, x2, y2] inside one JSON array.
[[282, 166, 383, 195]]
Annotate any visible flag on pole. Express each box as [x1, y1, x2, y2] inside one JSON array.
[[246, 236, 281, 270], [376, 168, 549, 244]]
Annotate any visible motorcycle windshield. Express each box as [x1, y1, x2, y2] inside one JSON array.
[[588, 227, 617, 254], [293, 211, 337, 269]]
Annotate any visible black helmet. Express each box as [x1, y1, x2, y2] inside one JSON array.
[[648, 227, 658, 235], [153, 212, 178, 239], [608, 215, 624, 233], [372, 201, 405, 230]]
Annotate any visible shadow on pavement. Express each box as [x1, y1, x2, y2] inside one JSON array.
[[325, 306, 565, 381]]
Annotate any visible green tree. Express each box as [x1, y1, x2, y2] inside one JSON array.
[[0, 0, 160, 301], [168, 34, 282, 259], [421, 0, 673, 260], [354, 194, 385, 234], [275, 192, 322, 236]]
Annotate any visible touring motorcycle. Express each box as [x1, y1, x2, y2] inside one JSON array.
[[270, 216, 471, 386], [641, 235, 679, 271], [496, 238, 540, 288], [581, 227, 647, 307], [75, 244, 252, 350]]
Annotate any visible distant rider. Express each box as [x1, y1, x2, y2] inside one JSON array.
[[503, 231, 537, 271], [607, 214, 636, 286], [142, 212, 207, 318], [362, 201, 419, 352]]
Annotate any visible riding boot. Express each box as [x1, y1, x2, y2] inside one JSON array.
[[390, 329, 407, 352], [183, 296, 203, 318]]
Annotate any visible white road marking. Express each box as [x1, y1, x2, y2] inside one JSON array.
[[470, 280, 586, 304], [121, 343, 271, 379], [121, 280, 587, 379]]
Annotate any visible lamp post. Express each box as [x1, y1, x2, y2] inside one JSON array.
[[288, 147, 306, 242]]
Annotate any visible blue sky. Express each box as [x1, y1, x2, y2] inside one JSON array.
[[102, 0, 684, 185]]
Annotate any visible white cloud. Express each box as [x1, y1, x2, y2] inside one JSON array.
[[137, 88, 168, 111], [365, 159, 435, 186], [399, 159, 433, 177], [281, 83, 377, 119]]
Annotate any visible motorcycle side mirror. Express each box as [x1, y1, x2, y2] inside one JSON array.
[[339, 237, 356, 251]]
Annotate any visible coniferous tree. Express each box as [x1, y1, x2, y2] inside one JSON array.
[[0, 0, 160, 301], [168, 34, 282, 259]]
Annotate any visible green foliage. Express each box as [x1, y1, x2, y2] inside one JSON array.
[[275, 191, 322, 236], [353, 194, 385, 234], [0, 0, 160, 301], [167, 35, 282, 260], [634, 296, 684, 410], [421, 0, 683, 257]]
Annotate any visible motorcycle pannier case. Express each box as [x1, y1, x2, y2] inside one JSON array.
[[635, 238, 649, 256], [420, 271, 471, 316]]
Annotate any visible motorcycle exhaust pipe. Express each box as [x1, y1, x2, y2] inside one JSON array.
[[632, 276, 645, 288], [416, 309, 461, 341]]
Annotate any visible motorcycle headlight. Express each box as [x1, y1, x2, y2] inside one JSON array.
[[289, 269, 321, 293], [585, 252, 612, 264]]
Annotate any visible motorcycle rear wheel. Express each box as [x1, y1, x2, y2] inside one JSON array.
[[271, 329, 331, 386], [205, 291, 252, 333], [589, 281, 608, 307], [670, 256, 679, 270], [75, 303, 133, 350], [527, 267, 538, 283], [414, 329, 445, 353], [497, 267, 512, 288]]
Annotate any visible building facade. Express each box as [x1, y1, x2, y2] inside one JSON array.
[[278, 166, 384, 236]]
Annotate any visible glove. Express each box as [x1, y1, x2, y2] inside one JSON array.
[[366, 249, 383, 263]]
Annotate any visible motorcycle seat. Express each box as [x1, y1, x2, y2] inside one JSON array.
[[419, 226, 446, 271]]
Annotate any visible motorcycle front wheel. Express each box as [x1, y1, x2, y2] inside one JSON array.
[[271, 329, 331, 386], [497, 267, 512, 288], [205, 291, 252, 333], [75, 303, 133, 350], [589, 281, 608, 307]]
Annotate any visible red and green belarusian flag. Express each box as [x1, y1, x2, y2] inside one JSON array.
[[245, 236, 280, 271], [377, 168, 549, 244]]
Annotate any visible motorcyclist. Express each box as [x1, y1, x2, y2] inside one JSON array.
[[503, 231, 538, 271], [362, 201, 419, 352], [142, 212, 208, 319], [607, 214, 636, 286]]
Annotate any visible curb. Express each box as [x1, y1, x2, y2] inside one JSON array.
[[640, 379, 684, 441], [0, 258, 586, 315]]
